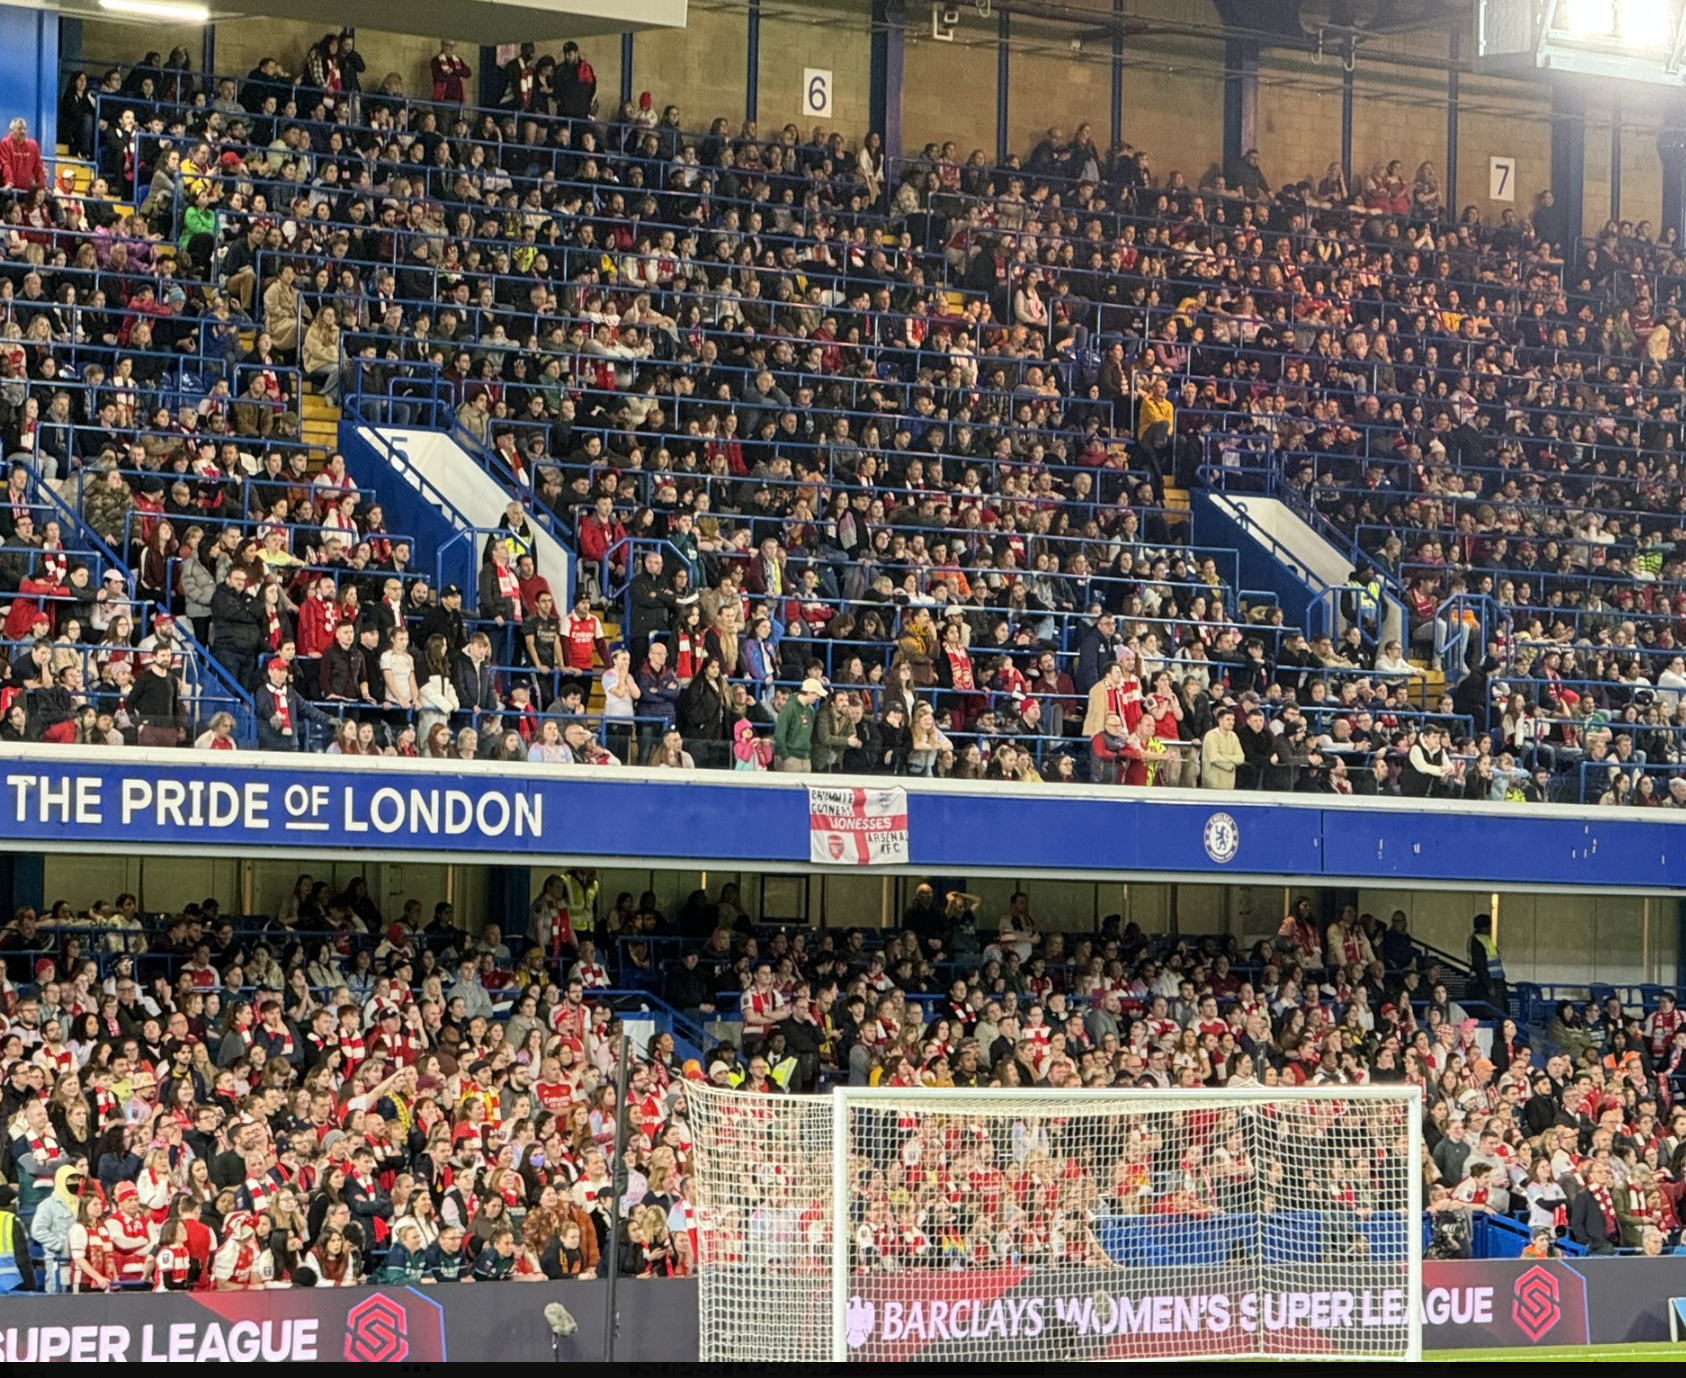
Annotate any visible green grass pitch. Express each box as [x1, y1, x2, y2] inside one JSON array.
[[1426, 1343, 1679, 1362]]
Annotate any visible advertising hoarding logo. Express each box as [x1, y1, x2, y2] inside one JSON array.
[[846, 1297, 876, 1350], [1202, 812, 1239, 864], [343, 1295, 409, 1363], [1510, 1265, 1562, 1343]]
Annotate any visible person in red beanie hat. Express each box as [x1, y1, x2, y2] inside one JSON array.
[[105, 1179, 156, 1283]]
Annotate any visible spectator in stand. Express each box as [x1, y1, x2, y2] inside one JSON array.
[[23, 872, 1685, 1298], [430, 40, 471, 104], [773, 677, 825, 772], [3, 32, 1683, 808], [0, 118, 45, 191]]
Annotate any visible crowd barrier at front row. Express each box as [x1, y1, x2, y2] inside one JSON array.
[[0, 1257, 1675, 1359]]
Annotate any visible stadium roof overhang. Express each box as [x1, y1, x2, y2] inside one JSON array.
[[29, 0, 687, 43]]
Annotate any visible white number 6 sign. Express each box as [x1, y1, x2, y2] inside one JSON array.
[[804, 68, 834, 119]]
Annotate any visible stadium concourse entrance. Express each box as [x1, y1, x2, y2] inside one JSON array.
[[7, 850, 1676, 993]]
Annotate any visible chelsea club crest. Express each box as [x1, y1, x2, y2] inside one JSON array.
[[1203, 811, 1239, 864]]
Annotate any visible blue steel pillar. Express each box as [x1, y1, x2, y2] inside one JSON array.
[[996, 10, 1010, 166], [1222, 37, 1258, 175], [1340, 49, 1354, 186], [746, 0, 760, 123], [621, 32, 633, 105], [1550, 80, 1586, 254], [0, 6, 59, 154], [1662, 103, 1686, 244], [1109, 0, 1124, 150], [869, 0, 905, 162], [1611, 96, 1622, 221], [1446, 31, 1459, 217]]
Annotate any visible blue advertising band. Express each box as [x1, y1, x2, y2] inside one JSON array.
[[0, 745, 1681, 890]]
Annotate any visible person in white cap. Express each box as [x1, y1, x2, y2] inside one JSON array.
[[212, 1211, 262, 1289], [773, 676, 827, 772]]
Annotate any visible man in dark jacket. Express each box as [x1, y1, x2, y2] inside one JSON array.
[[318, 621, 374, 703], [553, 41, 596, 120], [635, 641, 681, 758], [1074, 611, 1123, 693], [663, 950, 714, 1022], [345, 1145, 394, 1235], [452, 632, 501, 723], [628, 550, 678, 652], [417, 584, 467, 659], [1568, 1161, 1618, 1254], [125, 647, 186, 744], [254, 657, 331, 751], [1235, 705, 1275, 790], [209, 566, 264, 691], [28, 665, 83, 743], [1453, 656, 1497, 735]]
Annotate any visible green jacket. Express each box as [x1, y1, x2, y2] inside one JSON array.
[[773, 696, 816, 761], [810, 700, 855, 772], [179, 203, 217, 250]]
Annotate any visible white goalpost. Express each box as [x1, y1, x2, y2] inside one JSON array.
[[687, 1083, 1423, 1363]]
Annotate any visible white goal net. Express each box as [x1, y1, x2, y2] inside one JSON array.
[[687, 1084, 1422, 1362]]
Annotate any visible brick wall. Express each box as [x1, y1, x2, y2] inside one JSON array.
[[757, 0, 872, 134], [78, 3, 1664, 238], [904, 32, 998, 156]]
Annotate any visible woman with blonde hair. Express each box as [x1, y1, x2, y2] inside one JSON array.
[[905, 701, 951, 778], [625, 1203, 682, 1276], [301, 305, 342, 402], [1412, 161, 1443, 219], [703, 597, 743, 676]]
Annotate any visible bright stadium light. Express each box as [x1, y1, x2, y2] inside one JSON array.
[[1562, 0, 1617, 34], [98, 0, 211, 20], [1618, 0, 1675, 41]]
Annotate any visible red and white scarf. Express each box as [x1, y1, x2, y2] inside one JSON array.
[[1590, 1182, 1617, 1236], [267, 685, 292, 732]]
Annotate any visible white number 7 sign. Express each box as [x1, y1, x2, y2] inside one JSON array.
[[1489, 157, 1515, 203]]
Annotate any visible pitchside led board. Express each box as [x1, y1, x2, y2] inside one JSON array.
[[4, 746, 1686, 890], [0, 1260, 1679, 1361]]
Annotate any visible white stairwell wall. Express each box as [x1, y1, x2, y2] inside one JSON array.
[[1201, 492, 1403, 648], [359, 426, 571, 599]]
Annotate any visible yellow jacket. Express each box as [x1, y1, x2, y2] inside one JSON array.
[[1137, 394, 1174, 439]]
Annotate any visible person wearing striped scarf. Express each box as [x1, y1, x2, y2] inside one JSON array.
[[1570, 1161, 1619, 1254]]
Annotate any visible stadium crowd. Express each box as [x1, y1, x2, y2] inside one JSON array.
[[1, 872, 1684, 1294], [0, 35, 1682, 809]]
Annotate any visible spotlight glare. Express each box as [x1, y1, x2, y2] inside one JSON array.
[[1617, 0, 1674, 42], [1562, 0, 1617, 35]]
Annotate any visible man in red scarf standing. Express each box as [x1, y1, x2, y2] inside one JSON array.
[[1569, 1161, 1618, 1254]]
